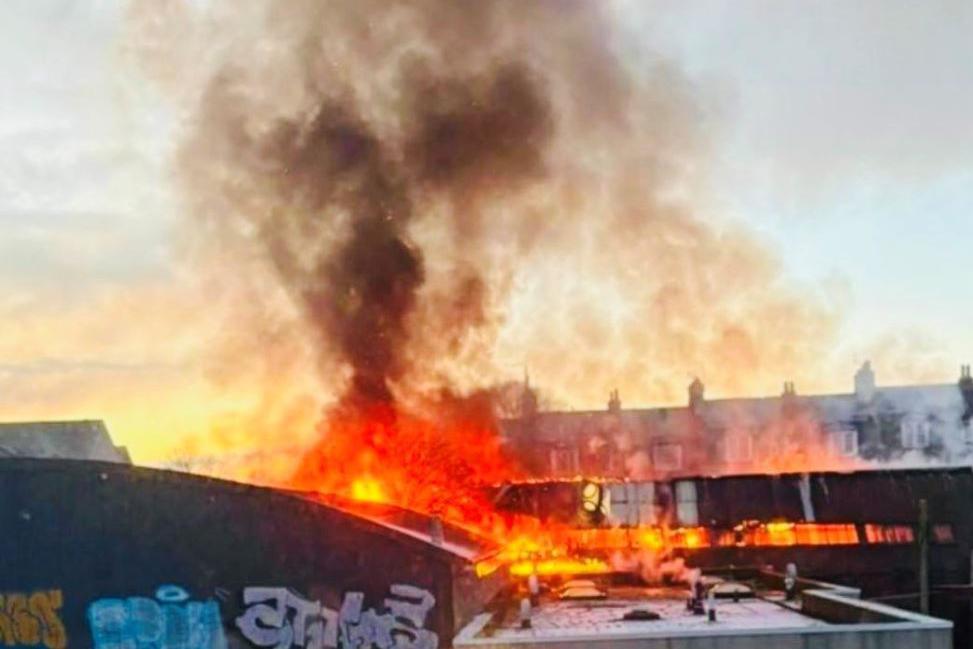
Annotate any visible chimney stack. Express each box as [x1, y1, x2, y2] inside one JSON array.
[[689, 378, 705, 414], [519, 369, 538, 420], [608, 389, 621, 413], [960, 365, 973, 425], [782, 381, 798, 417], [854, 361, 876, 404]]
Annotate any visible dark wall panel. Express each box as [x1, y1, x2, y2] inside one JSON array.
[[0, 459, 460, 649]]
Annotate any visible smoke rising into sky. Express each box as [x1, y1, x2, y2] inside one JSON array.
[[132, 0, 843, 419], [0, 0, 970, 467]]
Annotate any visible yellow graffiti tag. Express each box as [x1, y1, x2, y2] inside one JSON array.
[[0, 590, 67, 649]]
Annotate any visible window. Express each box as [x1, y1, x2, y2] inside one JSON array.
[[636, 482, 655, 525], [652, 443, 682, 471], [831, 429, 858, 457], [581, 481, 603, 513], [608, 482, 633, 526], [864, 524, 915, 544], [751, 523, 859, 546], [865, 523, 954, 545], [674, 480, 698, 526], [933, 524, 955, 544], [607, 482, 655, 526], [901, 419, 932, 449]]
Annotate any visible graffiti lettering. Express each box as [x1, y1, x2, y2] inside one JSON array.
[[0, 590, 67, 649], [87, 585, 227, 649], [341, 585, 437, 649], [236, 588, 331, 649], [236, 585, 437, 649]]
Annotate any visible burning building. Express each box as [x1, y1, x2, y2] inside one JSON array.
[[2, 456, 963, 649], [18, 0, 954, 645], [504, 363, 973, 480]]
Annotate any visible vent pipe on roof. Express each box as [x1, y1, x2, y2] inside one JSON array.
[[519, 598, 532, 629], [919, 499, 929, 615], [429, 517, 444, 547]]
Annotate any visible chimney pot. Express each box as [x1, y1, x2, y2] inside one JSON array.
[[608, 389, 621, 413]]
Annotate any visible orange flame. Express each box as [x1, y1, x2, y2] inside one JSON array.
[[289, 396, 870, 583], [290, 398, 523, 537], [350, 476, 388, 503]]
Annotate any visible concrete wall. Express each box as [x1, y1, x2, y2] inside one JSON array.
[[455, 622, 953, 649]]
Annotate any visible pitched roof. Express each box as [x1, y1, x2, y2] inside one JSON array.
[[0, 420, 130, 463], [296, 492, 498, 562], [516, 383, 969, 441]]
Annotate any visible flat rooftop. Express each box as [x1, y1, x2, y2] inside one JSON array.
[[456, 574, 953, 649], [487, 587, 819, 638]]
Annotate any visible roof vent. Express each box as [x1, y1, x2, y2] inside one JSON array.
[[429, 516, 444, 546]]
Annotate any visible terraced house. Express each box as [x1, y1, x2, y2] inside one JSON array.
[[504, 363, 973, 480]]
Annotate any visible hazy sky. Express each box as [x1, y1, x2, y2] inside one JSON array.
[[1, 0, 971, 462], [630, 1, 973, 366]]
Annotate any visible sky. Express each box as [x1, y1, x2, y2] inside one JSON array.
[[625, 1, 973, 367], [0, 0, 971, 464]]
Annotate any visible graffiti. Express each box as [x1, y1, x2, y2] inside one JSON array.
[[340, 585, 437, 649], [0, 590, 67, 649], [236, 585, 437, 649], [87, 585, 227, 649], [235, 588, 337, 649]]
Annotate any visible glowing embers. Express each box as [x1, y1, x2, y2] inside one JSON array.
[[862, 523, 955, 545], [510, 557, 610, 577], [864, 524, 915, 544], [669, 527, 708, 549], [722, 521, 859, 547], [495, 533, 612, 577], [563, 526, 711, 552], [481, 518, 959, 581], [567, 521, 860, 551]]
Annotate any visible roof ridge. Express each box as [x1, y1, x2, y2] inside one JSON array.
[[0, 419, 105, 427]]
